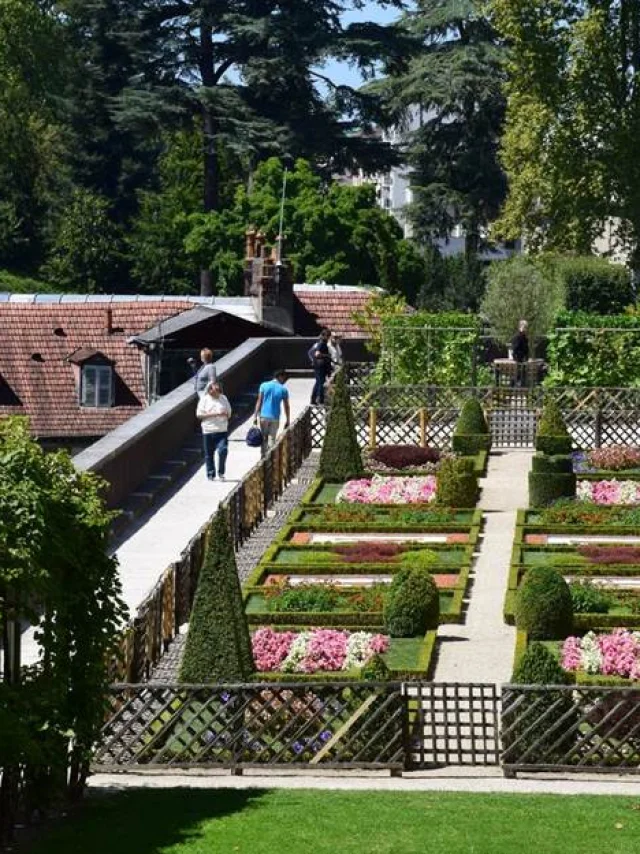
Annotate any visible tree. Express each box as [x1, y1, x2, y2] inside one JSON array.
[[110, 0, 403, 295], [492, 1, 640, 270], [370, 1, 507, 256], [179, 508, 254, 683], [318, 369, 364, 482], [481, 256, 564, 348]]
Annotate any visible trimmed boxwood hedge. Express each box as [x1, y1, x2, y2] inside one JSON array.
[[515, 565, 573, 640], [452, 398, 491, 455], [451, 433, 492, 455], [531, 454, 573, 474], [384, 567, 440, 637], [528, 471, 576, 506], [318, 369, 364, 481], [535, 435, 573, 455], [436, 457, 479, 507], [535, 399, 572, 454]]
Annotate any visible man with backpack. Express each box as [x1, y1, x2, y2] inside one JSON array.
[[309, 328, 332, 405]]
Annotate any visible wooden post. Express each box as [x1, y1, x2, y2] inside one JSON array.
[[369, 407, 377, 449], [419, 408, 428, 447]]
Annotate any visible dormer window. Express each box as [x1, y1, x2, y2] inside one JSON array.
[[81, 364, 113, 407], [66, 347, 115, 408]]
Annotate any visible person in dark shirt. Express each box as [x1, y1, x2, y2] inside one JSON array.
[[512, 320, 529, 362], [310, 328, 332, 405]]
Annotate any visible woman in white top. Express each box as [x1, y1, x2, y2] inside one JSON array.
[[196, 382, 232, 480]]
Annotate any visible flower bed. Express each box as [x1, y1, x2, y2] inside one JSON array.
[[562, 629, 640, 679], [533, 501, 640, 527], [337, 475, 437, 505], [573, 447, 640, 474], [577, 480, 640, 505], [364, 445, 447, 474], [252, 627, 389, 673]]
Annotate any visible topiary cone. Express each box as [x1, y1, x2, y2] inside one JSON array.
[[179, 508, 255, 683], [318, 369, 364, 481]]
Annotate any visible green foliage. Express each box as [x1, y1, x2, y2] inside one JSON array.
[[454, 398, 489, 434], [546, 311, 640, 387], [416, 246, 488, 312], [318, 370, 364, 482], [436, 457, 479, 507], [481, 256, 564, 347], [369, 1, 506, 256], [376, 311, 482, 385], [515, 566, 574, 640], [384, 567, 440, 638], [179, 508, 254, 683], [361, 653, 391, 682], [512, 641, 571, 685], [531, 454, 573, 475], [0, 417, 126, 813], [399, 550, 439, 570], [492, 2, 640, 269], [535, 399, 572, 456], [569, 580, 612, 615], [528, 472, 576, 506], [553, 257, 633, 315]]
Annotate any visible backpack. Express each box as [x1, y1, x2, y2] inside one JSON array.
[[246, 426, 263, 447]]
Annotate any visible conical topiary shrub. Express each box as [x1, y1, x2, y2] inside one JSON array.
[[452, 398, 491, 455], [318, 369, 364, 481], [515, 565, 573, 640], [384, 567, 440, 637], [535, 399, 572, 455], [179, 508, 255, 682]]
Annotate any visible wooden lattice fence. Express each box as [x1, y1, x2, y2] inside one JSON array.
[[93, 682, 405, 771]]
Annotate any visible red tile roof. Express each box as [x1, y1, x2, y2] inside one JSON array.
[[293, 287, 375, 338], [0, 301, 193, 438]]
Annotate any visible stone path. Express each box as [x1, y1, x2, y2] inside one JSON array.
[[433, 450, 532, 684], [150, 452, 320, 681]]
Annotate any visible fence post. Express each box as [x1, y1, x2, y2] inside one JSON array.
[[369, 407, 377, 449], [419, 408, 428, 447], [594, 390, 603, 448]]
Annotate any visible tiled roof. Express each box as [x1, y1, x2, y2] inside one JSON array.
[[0, 301, 194, 438], [293, 286, 377, 338]]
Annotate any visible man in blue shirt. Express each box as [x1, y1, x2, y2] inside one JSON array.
[[253, 368, 291, 456]]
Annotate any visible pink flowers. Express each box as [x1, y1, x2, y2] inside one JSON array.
[[251, 627, 389, 673], [577, 479, 640, 505], [337, 475, 437, 505], [588, 446, 640, 472], [561, 629, 640, 679]]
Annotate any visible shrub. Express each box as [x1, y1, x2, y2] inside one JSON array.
[[384, 567, 440, 637], [569, 580, 612, 614], [587, 446, 640, 472], [556, 256, 633, 315], [266, 583, 340, 613], [361, 653, 391, 681], [505, 642, 576, 765], [318, 369, 364, 481], [335, 542, 404, 563], [535, 399, 572, 454], [515, 565, 573, 640], [528, 471, 576, 506], [179, 508, 255, 682], [436, 457, 479, 507], [539, 500, 640, 527], [454, 398, 489, 435], [451, 433, 492, 455], [531, 454, 573, 474], [370, 445, 441, 469]]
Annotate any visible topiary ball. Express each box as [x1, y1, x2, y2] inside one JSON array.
[[384, 567, 440, 637], [361, 653, 391, 681], [512, 641, 570, 684], [515, 565, 573, 640]]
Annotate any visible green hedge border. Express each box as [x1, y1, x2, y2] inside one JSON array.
[[282, 521, 482, 547], [286, 506, 483, 535], [259, 540, 475, 571], [519, 508, 640, 535], [251, 629, 437, 681]]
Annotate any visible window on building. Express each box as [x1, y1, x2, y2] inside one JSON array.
[[81, 364, 113, 407]]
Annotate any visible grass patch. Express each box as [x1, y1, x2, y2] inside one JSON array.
[[29, 789, 640, 854], [383, 636, 426, 669], [312, 483, 344, 503]]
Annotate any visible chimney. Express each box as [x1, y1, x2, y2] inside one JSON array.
[[105, 307, 114, 335]]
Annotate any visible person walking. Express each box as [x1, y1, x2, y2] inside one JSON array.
[[328, 332, 343, 369], [309, 328, 332, 405], [194, 348, 217, 397], [197, 381, 232, 480], [254, 368, 290, 456]]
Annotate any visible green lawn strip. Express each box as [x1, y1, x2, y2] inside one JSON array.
[[29, 790, 640, 854]]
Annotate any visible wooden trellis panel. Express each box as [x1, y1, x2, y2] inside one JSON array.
[[93, 682, 405, 770], [407, 682, 501, 768], [502, 684, 640, 774]]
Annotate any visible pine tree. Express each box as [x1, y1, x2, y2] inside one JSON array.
[[318, 369, 364, 482], [179, 508, 254, 683]]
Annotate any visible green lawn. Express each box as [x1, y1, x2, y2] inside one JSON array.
[[29, 789, 640, 854]]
